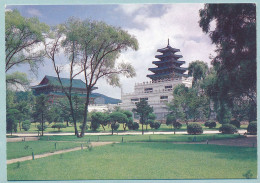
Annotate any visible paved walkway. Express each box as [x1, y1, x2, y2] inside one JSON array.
[[7, 142, 115, 165]]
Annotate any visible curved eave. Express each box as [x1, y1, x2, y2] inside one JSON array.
[[147, 72, 188, 79], [157, 46, 180, 53], [152, 60, 185, 65], [155, 54, 183, 59], [148, 65, 187, 72]]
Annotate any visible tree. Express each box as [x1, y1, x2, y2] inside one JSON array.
[[132, 99, 153, 135], [22, 120, 31, 131], [45, 18, 138, 137], [188, 60, 209, 87], [5, 10, 49, 89], [109, 112, 127, 135], [32, 94, 49, 136], [91, 112, 109, 131], [199, 4, 256, 121], [6, 109, 19, 135], [147, 113, 156, 130], [122, 110, 133, 131]]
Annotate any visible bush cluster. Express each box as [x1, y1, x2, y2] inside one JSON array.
[[37, 124, 48, 131], [22, 120, 31, 131], [51, 123, 67, 131], [219, 124, 237, 134], [79, 124, 89, 131], [187, 123, 203, 135], [128, 122, 139, 130], [247, 121, 257, 134], [204, 120, 216, 128], [173, 122, 182, 129], [111, 123, 120, 131], [150, 121, 161, 129], [230, 119, 240, 128]]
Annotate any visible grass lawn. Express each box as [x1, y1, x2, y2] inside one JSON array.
[[39, 133, 243, 143], [7, 142, 257, 180], [7, 141, 81, 159]]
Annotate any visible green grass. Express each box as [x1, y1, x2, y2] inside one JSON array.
[[7, 141, 82, 159], [39, 133, 243, 142], [7, 142, 257, 180]]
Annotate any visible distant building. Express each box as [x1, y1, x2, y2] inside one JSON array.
[[120, 40, 192, 121], [32, 75, 121, 105]]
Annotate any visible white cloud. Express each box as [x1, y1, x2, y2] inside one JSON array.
[[97, 4, 217, 99], [27, 8, 42, 17], [116, 4, 152, 16]]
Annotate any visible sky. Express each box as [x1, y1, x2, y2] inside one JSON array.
[[6, 4, 216, 99]]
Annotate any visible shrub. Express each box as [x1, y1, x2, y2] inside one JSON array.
[[219, 124, 237, 134], [173, 122, 182, 129], [22, 120, 31, 131], [204, 120, 216, 129], [90, 120, 100, 131], [111, 123, 120, 131], [51, 124, 67, 131], [187, 123, 203, 135], [150, 121, 161, 129], [79, 124, 89, 131], [247, 121, 257, 134], [37, 124, 47, 131], [230, 119, 240, 128], [128, 122, 139, 130]]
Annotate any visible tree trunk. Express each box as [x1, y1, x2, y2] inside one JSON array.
[[112, 122, 114, 135], [102, 124, 105, 131], [19, 121, 21, 131], [41, 113, 44, 136], [142, 123, 144, 135], [146, 124, 148, 131], [80, 89, 91, 137], [68, 97, 79, 137], [66, 121, 69, 127]]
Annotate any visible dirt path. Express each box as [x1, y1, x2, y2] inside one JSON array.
[[7, 137, 40, 142], [7, 142, 115, 165]]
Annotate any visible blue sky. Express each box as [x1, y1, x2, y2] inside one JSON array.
[[6, 4, 216, 99]]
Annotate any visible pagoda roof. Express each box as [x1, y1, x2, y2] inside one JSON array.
[[148, 65, 187, 73], [157, 45, 180, 53], [152, 60, 185, 65], [155, 53, 183, 59], [31, 75, 97, 90], [147, 72, 188, 79]]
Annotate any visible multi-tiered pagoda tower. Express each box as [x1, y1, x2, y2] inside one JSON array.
[[120, 40, 192, 121], [147, 39, 188, 81]]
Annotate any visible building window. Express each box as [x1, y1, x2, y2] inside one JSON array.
[[131, 98, 139, 102], [144, 88, 153, 93], [165, 85, 172, 89], [140, 97, 148, 101], [160, 96, 168, 99]]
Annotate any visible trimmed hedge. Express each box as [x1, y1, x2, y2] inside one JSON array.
[[22, 120, 31, 131], [150, 121, 161, 129], [204, 120, 216, 129], [111, 123, 120, 131], [173, 122, 182, 129], [37, 124, 47, 131], [79, 124, 89, 131], [187, 123, 203, 135], [128, 122, 139, 130], [52, 124, 67, 131], [230, 119, 240, 128], [219, 124, 237, 134], [247, 121, 257, 134]]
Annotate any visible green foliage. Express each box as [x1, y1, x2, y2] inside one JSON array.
[[51, 124, 67, 131], [243, 170, 253, 179], [90, 120, 100, 131], [37, 124, 48, 131], [219, 124, 237, 134], [128, 122, 139, 130], [79, 124, 89, 131], [6, 72, 30, 90], [150, 121, 161, 129], [187, 123, 203, 135], [247, 121, 257, 134], [111, 123, 120, 131], [188, 60, 209, 87], [22, 120, 31, 131], [6, 109, 19, 134], [199, 4, 256, 121], [230, 119, 240, 128], [166, 114, 176, 128], [173, 122, 182, 129], [204, 120, 216, 129], [5, 9, 49, 74], [91, 112, 109, 131]]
